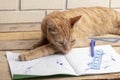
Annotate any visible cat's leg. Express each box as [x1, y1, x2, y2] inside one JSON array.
[[31, 37, 49, 49], [19, 43, 59, 61], [31, 35, 49, 49]]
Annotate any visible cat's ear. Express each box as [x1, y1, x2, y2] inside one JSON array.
[[70, 15, 81, 27], [47, 17, 58, 34]]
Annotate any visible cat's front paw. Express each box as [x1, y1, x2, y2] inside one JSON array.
[[19, 52, 30, 61]]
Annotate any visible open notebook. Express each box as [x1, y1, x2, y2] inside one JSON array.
[[6, 45, 120, 80]]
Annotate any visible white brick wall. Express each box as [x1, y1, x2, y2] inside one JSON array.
[[114, 9, 120, 12], [0, 0, 119, 24], [0, 0, 120, 50], [111, 0, 120, 8], [67, 0, 109, 9], [0, 0, 17, 10], [21, 0, 66, 10], [0, 11, 45, 23], [0, 0, 18, 10]]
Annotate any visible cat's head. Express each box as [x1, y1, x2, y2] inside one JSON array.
[[46, 15, 81, 54]]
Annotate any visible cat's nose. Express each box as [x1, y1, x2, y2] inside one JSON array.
[[62, 45, 72, 54], [62, 50, 70, 54], [62, 48, 71, 54]]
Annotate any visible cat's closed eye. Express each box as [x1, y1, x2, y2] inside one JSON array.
[[58, 39, 76, 45], [58, 41, 64, 45], [71, 39, 76, 44]]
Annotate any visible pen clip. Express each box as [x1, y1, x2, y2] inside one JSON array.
[[91, 39, 95, 46], [91, 39, 95, 57]]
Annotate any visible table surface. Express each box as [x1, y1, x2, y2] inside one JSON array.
[[1, 47, 120, 80]]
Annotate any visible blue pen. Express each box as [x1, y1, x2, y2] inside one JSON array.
[[90, 39, 95, 57], [90, 39, 104, 70]]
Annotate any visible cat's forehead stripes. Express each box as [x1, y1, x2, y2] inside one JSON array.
[[51, 17, 72, 41]]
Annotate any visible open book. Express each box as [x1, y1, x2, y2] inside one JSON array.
[[6, 45, 120, 80]]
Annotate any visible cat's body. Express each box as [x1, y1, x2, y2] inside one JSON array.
[[19, 7, 120, 61]]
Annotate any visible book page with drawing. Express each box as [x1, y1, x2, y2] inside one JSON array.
[[6, 45, 120, 79], [6, 52, 77, 79], [65, 45, 120, 75]]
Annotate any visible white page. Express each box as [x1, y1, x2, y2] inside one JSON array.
[[65, 45, 120, 75], [6, 52, 77, 77]]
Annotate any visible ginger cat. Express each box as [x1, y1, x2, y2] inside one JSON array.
[[19, 7, 120, 61]]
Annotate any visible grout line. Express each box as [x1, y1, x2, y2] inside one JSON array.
[[0, 9, 16, 11], [20, 9, 63, 11], [16, 0, 21, 11], [0, 22, 41, 25], [19, 0, 21, 11], [0, 30, 41, 33], [65, 0, 68, 10], [111, 7, 120, 9], [109, 0, 111, 8], [45, 10, 47, 16]]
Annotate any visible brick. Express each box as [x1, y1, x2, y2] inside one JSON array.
[[111, 0, 120, 8], [0, 0, 17, 10], [114, 9, 120, 12], [0, 11, 45, 23], [21, 0, 66, 10], [0, 31, 41, 40], [0, 23, 41, 32], [0, 40, 39, 50], [47, 10, 66, 15], [47, 10, 57, 15], [68, 0, 109, 9]]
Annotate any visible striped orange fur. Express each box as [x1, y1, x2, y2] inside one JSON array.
[[19, 7, 120, 61]]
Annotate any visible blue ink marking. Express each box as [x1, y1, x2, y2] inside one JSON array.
[[60, 63, 63, 65], [56, 60, 63, 66], [85, 68, 90, 71], [25, 66, 32, 73], [27, 66, 32, 69], [103, 65, 110, 69], [24, 60, 41, 73], [87, 62, 92, 66], [56, 59, 70, 70], [56, 61, 59, 64], [111, 56, 115, 61]]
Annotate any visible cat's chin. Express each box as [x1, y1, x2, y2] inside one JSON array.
[[61, 51, 70, 54]]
